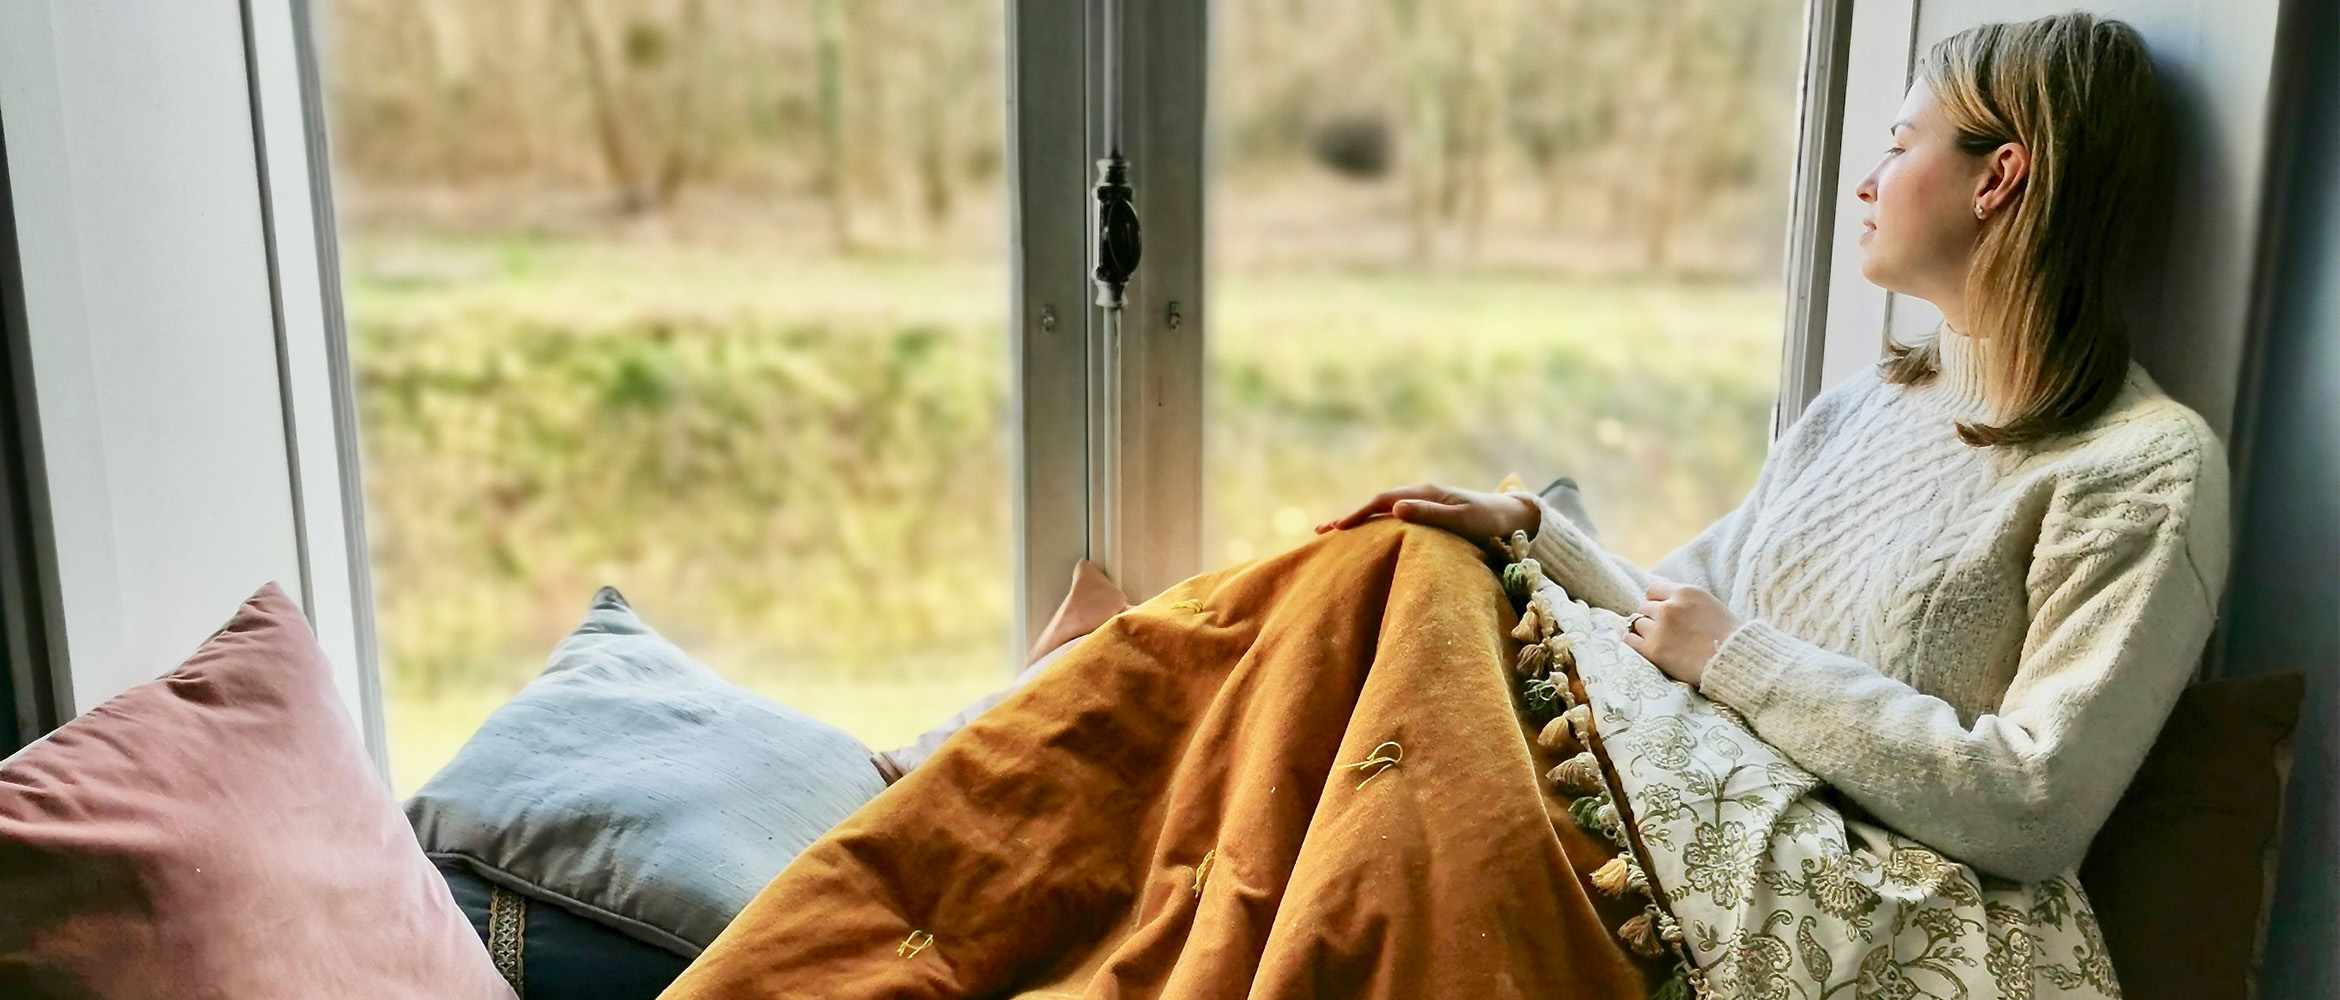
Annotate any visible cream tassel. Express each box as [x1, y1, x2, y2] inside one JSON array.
[[1536, 715, 1577, 752], [1515, 640, 1551, 679], [1562, 703, 1595, 743], [1510, 603, 1545, 642], [1528, 594, 1558, 636], [1544, 632, 1576, 664], [1502, 529, 1533, 562], [1590, 855, 1634, 897], [1549, 751, 1603, 794]]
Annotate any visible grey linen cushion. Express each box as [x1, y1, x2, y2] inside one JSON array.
[[1539, 475, 1601, 540], [407, 587, 888, 956]]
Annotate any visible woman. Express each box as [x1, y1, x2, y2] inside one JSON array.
[[1324, 11, 2226, 883]]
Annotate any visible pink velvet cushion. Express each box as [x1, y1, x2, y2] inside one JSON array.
[[0, 583, 512, 1000]]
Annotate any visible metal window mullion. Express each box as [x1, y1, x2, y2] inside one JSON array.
[[1096, 0, 1204, 603], [1010, 0, 1095, 657]]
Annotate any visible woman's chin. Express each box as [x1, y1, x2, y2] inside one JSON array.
[[1856, 251, 1900, 293]]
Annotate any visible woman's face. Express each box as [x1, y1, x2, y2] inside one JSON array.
[[1853, 83, 1991, 308]]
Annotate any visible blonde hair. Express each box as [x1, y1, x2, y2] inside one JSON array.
[[1881, 12, 2171, 446]]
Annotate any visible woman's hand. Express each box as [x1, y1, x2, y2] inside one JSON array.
[[1316, 482, 1540, 549], [1621, 581, 1741, 686]]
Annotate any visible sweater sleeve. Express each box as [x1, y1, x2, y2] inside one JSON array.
[[1507, 490, 1765, 615], [1505, 491, 1657, 615], [1507, 386, 1835, 615], [1695, 432, 2231, 881]]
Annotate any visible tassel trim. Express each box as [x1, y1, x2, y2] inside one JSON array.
[[1515, 640, 1551, 679], [1499, 525, 1706, 997], [1510, 602, 1546, 642], [1617, 909, 1665, 957], [1590, 853, 1650, 898], [1594, 800, 1621, 835], [1567, 792, 1610, 834], [1550, 750, 1602, 794], [1562, 703, 1595, 743]]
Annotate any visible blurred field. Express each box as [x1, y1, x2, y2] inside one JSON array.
[[349, 230, 1779, 792], [324, 0, 1801, 794]]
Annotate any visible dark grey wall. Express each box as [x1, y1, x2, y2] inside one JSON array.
[[2220, 0, 2338, 994]]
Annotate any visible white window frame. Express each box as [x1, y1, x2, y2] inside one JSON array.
[[253, 0, 385, 767], [0, 0, 381, 768], [7, 0, 2288, 774], [1777, 0, 1864, 434]]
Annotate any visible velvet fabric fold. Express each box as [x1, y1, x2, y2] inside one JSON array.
[[661, 520, 1667, 999]]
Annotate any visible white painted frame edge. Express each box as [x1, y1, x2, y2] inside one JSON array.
[[252, 0, 386, 774], [1777, 0, 1863, 433]]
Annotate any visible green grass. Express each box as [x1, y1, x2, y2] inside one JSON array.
[[346, 232, 1782, 793]]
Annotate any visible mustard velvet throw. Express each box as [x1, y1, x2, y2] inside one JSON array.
[[659, 521, 1662, 1000]]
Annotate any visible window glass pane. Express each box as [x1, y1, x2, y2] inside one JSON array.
[[1208, 0, 1802, 567], [318, 0, 1013, 793]]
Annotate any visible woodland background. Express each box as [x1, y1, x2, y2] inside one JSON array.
[[317, 0, 1807, 789]]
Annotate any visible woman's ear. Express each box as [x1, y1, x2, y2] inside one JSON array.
[[1974, 142, 2031, 219]]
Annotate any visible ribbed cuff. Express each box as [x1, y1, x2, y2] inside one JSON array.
[[1696, 618, 1808, 718]]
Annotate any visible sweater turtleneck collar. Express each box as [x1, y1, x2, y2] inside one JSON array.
[[1918, 324, 1999, 422]]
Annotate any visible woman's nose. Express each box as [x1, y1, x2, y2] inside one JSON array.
[[1855, 174, 1877, 203]]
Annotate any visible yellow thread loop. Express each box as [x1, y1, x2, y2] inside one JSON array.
[[1171, 598, 1205, 612], [1336, 740, 1404, 789], [897, 929, 935, 959], [1192, 848, 1216, 896]]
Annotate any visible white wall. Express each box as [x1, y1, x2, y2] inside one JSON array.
[[0, 1, 375, 754]]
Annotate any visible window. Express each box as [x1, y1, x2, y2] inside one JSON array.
[[312, 0, 1821, 789], [315, 0, 1020, 791], [0, 0, 2291, 790], [1206, 0, 1808, 568]]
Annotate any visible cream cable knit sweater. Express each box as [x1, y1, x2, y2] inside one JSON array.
[[1510, 328, 2230, 881]]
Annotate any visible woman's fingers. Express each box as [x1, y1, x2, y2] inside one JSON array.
[[1323, 484, 1444, 531], [1324, 491, 1399, 531], [1391, 499, 1469, 530]]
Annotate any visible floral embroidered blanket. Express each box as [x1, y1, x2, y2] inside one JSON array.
[[1495, 534, 2124, 1000]]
